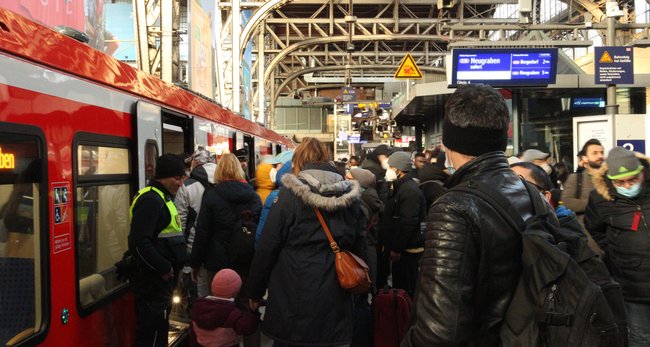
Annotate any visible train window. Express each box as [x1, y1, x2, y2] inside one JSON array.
[[74, 138, 131, 312], [0, 133, 43, 346], [144, 140, 158, 186]]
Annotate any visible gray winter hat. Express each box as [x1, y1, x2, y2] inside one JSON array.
[[387, 151, 413, 172], [606, 147, 643, 180], [522, 149, 550, 162], [349, 168, 376, 189]]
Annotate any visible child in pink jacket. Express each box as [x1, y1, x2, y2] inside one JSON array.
[[190, 269, 259, 347]]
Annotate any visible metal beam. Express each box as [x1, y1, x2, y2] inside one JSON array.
[[264, 34, 447, 86]]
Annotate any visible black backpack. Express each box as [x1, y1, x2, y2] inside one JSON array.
[[223, 202, 258, 266], [453, 179, 627, 347]]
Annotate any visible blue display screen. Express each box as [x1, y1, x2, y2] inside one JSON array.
[[572, 97, 605, 109], [451, 48, 558, 87]]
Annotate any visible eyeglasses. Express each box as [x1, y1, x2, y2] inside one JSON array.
[[517, 175, 548, 193], [612, 174, 642, 187]]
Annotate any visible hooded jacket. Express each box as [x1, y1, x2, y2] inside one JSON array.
[[246, 163, 366, 346], [255, 163, 276, 205], [190, 296, 259, 347], [190, 180, 262, 272], [417, 163, 449, 213], [584, 154, 650, 303], [255, 162, 292, 248], [402, 152, 541, 347], [175, 163, 217, 254]]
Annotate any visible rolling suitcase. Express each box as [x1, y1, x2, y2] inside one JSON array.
[[372, 287, 412, 347]]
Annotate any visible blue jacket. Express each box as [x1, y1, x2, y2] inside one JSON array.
[[255, 163, 292, 248]]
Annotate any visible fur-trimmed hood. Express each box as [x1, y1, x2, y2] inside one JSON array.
[[592, 152, 649, 201], [281, 168, 361, 212]]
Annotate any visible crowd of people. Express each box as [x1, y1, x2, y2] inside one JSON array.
[[123, 84, 648, 347]]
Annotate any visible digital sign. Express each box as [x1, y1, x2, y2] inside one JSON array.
[[0, 147, 15, 169], [450, 48, 558, 87], [572, 97, 605, 109]]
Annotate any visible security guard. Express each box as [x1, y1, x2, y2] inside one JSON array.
[[128, 154, 187, 347]]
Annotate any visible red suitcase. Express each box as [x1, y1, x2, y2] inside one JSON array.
[[372, 287, 412, 347]]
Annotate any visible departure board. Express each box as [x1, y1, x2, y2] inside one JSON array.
[[450, 48, 558, 87]]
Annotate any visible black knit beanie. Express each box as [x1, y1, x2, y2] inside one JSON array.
[[155, 154, 186, 179], [442, 118, 508, 156]]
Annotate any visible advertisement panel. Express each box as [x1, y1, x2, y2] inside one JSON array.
[[0, 1, 111, 51], [104, 3, 135, 60], [189, 0, 214, 98], [0, 0, 85, 31]]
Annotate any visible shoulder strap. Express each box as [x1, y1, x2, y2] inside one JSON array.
[[575, 172, 584, 199], [451, 179, 546, 234], [314, 208, 340, 254]]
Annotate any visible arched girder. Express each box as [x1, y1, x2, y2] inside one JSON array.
[[240, 0, 297, 61], [263, 34, 450, 87], [273, 64, 445, 106]]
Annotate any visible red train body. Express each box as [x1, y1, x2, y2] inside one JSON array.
[[0, 7, 290, 346]]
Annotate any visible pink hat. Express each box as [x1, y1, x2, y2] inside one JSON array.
[[211, 269, 242, 298]]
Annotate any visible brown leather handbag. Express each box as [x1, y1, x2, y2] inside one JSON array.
[[314, 208, 371, 294]]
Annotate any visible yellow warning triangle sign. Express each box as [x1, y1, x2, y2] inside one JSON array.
[[599, 50, 614, 63], [394, 54, 423, 79]]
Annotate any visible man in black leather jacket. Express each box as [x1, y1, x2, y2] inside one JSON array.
[[402, 84, 539, 346]]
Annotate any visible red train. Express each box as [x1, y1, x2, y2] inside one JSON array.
[[0, 7, 292, 346]]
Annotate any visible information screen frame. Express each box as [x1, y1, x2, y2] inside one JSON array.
[[450, 48, 558, 87]]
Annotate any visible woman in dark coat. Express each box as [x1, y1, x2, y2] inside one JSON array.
[[246, 138, 367, 346], [190, 153, 262, 297]]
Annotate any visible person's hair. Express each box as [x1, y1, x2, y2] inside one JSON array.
[[350, 155, 359, 162], [292, 137, 331, 174], [334, 161, 347, 177], [554, 162, 569, 185], [579, 138, 603, 157], [214, 153, 245, 183], [445, 84, 509, 129], [510, 162, 552, 191], [414, 152, 426, 159]]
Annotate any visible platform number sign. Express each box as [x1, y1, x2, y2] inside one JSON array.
[[616, 140, 645, 154]]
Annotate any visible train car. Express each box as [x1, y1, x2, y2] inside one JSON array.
[[0, 7, 292, 347]]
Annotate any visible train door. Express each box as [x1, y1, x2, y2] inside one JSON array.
[[135, 102, 194, 189], [135, 101, 162, 189]]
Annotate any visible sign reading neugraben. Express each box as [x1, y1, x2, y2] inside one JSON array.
[[595, 46, 634, 84]]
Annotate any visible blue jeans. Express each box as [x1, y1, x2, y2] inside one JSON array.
[[625, 301, 650, 347]]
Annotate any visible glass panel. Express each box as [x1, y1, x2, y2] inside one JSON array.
[[77, 145, 130, 175], [76, 184, 130, 307], [145, 142, 158, 186], [0, 134, 42, 346]]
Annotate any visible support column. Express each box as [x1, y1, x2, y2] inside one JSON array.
[[605, 0, 619, 115], [161, 0, 173, 82], [232, 0, 241, 113], [258, 22, 266, 124]]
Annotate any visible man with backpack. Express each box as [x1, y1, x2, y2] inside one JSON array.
[[402, 84, 545, 346], [586, 146, 650, 347], [175, 148, 217, 299]]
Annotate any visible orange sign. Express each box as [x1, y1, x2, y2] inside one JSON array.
[[0, 147, 15, 169], [394, 54, 423, 79], [599, 51, 614, 63]]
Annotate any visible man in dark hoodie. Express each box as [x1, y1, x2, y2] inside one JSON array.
[[417, 163, 448, 213], [361, 144, 392, 203], [379, 151, 426, 295]]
